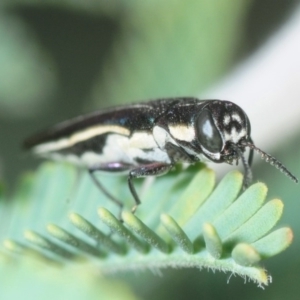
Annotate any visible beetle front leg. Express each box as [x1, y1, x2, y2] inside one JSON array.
[[128, 163, 173, 213], [89, 170, 124, 209], [88, 162, 133, 220]]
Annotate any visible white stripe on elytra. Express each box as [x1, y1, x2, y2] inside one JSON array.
[[33, 125, 130, 154], [128, 132, 157, 149], [37, 131, 171, 168], [99, 133, 170, 164], [153, 125, 181, 149]]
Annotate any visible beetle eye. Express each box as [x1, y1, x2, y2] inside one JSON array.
[[196, 109, 223, 153]]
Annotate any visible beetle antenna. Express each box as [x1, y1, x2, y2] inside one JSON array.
[[231, 143, 252, 189], [242, 141, 298, 184], [247, 137, 254, 167]]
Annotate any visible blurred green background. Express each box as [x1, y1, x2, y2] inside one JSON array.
[[1, 0, 300, 299]]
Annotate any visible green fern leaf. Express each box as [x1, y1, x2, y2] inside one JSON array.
[[1, 162, 293, 287]]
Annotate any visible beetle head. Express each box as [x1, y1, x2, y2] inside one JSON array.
[[194, 100, 297, 187]]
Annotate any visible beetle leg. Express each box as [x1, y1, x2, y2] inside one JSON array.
[[128, 163, 173, 213], [89, 162, 133, 219]]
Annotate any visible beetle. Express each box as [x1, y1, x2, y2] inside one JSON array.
[[23, 98, 298, 213]]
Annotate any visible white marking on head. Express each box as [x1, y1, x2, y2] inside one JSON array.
[[224, 128, 247, 143], [232, 113, 242, 124], [223, 114, 231, 126], [168, 125, 195, 142], [33, 125, 130, 154]]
